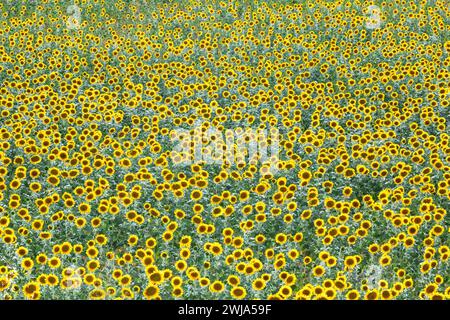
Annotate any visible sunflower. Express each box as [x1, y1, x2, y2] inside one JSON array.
[[143, 285, 159, 300], [230, 286, 247, 299]]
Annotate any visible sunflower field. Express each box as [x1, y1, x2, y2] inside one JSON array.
[[0, 0, 450, 300]]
